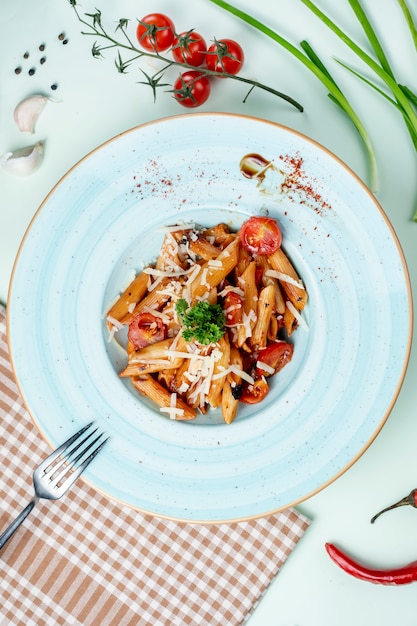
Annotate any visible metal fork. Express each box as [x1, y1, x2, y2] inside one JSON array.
[[0, 422, 108, 549]]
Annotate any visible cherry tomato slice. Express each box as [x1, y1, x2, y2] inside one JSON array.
[[172, 31, 207, 67], [128, 312, 167, 350], [173, 71, 210, 108], [240, 378, 269, 404], [255, 341, 294, 377], [223, 291, 243, 325], [239, 216, 282, 255], [136, 13, 175, 52], [206, 39, 244, 75]]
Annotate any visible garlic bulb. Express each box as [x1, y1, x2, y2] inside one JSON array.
[[13, 95, 50, 133], [1, 141, 44, 176]]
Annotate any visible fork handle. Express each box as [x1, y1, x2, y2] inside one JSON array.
[[0, 499, 37, 550]]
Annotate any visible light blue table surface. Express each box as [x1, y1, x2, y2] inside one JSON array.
[[1, 1, 416, 624]]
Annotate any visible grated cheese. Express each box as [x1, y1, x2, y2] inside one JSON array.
[[164, 350, 206, 360], [143, 267, 189, 278], [147, 276, 165, 293], [286, 300, 308, 330], [107, 326, 116, 343], [201, 267, 209, 287], [160, 406, 185, 418], [185, 263, 201, 285], [106, 315, 124, 331], [241, 309, 257, 339], [256, 360, 275, 375], [177, 382, 190, 394], [212, 364, 255, 384], [218, 286, 244, 297], [159, 393, 185, 420], [207, 259, 223, 267], [141, 306, 171, 324], [265, 269, 305, 289]]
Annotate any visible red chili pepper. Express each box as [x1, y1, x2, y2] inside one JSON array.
[[370, 488, 417, 523], [325, 543, 417, 585]]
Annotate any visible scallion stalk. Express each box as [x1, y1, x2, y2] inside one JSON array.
[[209, 0, 417, 221], [208, 0, 378, 192]]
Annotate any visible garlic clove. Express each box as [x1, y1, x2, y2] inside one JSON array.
[[13, 95, 50, 133], [1, 141, 44, 176]]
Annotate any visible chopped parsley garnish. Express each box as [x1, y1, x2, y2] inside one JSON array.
[[176, 298, 225, 345]]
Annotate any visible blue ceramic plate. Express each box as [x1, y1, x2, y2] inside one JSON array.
[[7, 113, 412, 522]]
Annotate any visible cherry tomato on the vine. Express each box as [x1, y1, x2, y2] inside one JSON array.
[[172, 30, 207, 67], [240, 378, 269, 404], [173, 71, 210, 108], [128, 312, 167, 350], [136, 13, 175, 52], [206, 38, 244, 75], [239, 216, 282, 255]]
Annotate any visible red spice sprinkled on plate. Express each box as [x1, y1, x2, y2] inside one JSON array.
[[279, 152, 332, 216]]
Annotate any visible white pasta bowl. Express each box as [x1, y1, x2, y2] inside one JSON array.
[[7, 113, 412, 522]]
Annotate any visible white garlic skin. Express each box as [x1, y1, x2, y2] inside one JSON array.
[[13, 95, 50, 133], [1, 141, 44, 176]]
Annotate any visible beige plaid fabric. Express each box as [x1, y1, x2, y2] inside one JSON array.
[[0, 305, 310, 626]]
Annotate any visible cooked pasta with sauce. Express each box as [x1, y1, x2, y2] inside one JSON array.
[[106, 216, 307, 423]]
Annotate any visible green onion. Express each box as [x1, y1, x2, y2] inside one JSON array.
[[209, 0, 417, 221], [208, 0, 378, 193], [397, 0, 417, 53], [301, 1, 417, 139]]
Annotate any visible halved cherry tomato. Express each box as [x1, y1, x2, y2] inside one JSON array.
[[239, 216, 282, 255], [128, 312, 167, 350], [173, 71, 210, 108], [255, 341, 294, 377], [206, 39, 244, 75], [172, 31, 207, 67], [240, 378, 269, 404], [223, 291, 243, 325], [136, 13, 175, 52]]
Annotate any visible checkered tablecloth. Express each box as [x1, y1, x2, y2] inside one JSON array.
[[0, 305, 310, 626]]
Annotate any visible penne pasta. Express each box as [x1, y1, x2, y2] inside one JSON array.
[[267, 248, 307, 310], [237, 261, 258, 349], [188, 235, 223, 260], [255, 255, 286, 315], [190, 238, 239, 302], [121, 280, 171, 325], [207, 335, 231, 409], [222, 380, 238, 425], [107, 271, 149, 328], [155, 231, 185, 271], [251, 284, 276, 349], [202, 223, 236, 247], [132, 375, 197, 420], [106, 217, 306, 423], [283, 302, 298, 336]]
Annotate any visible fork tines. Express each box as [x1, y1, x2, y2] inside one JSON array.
[[40, 422, 108, 491]]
